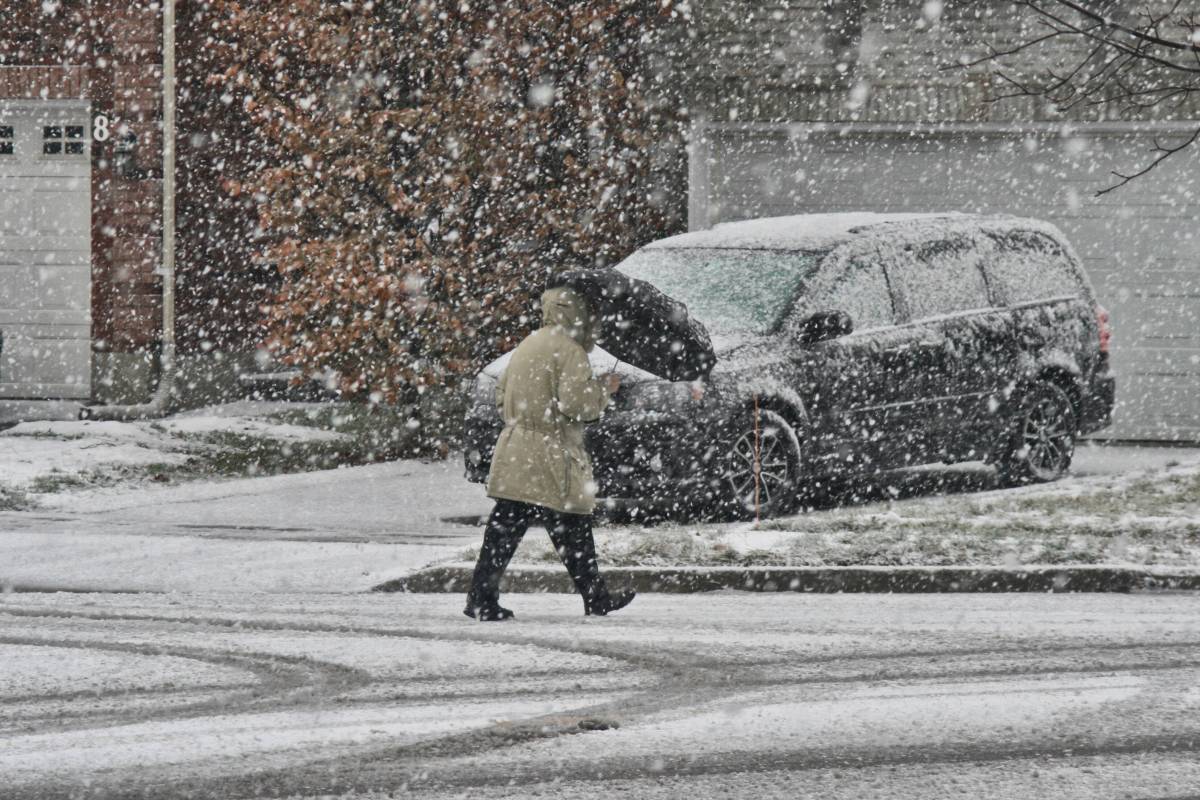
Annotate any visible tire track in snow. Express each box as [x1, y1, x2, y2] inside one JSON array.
[[4, 598, 1200, 799], [0, 633, 372, 737]]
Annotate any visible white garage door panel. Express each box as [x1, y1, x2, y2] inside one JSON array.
[[1122, 271, 1200, 297], [32, 264, 91, 310], [1111, 348, 1200, 377], [0, 101, 91, 400], [33, 182, 90, 235], [704, 127, 1200, 440], [0, 194, 24, 232], [5, 322, 89, 339], [0, 310, 91, 327], [0, 327, 90, 396], [1, 261, 89, 303], [0, 266, 34, 319]]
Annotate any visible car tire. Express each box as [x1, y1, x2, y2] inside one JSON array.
[[995, 382, 1077, 486], [717, 407, 804, 519]]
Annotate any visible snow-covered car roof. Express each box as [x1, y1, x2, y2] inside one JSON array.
[[644, 211, 1021, 252]]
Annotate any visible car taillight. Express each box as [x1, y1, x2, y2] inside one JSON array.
[[1095, 304, 1111, 354]]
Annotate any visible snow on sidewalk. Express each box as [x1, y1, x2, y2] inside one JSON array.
[[0, 530, 432, 594], [1, 460, 491, 594]]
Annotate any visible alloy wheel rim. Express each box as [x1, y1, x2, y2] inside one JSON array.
[[1021, 396, 1073, 478], [728, 426, 792, 508]]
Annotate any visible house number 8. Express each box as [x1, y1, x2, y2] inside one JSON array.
[[93, 114, 111, 142]]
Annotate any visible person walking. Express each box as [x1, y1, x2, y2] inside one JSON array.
[[465, 285, 636, 621]]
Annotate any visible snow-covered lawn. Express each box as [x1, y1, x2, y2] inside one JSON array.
[[498, 449, 1200, 569], [0, 401, 426, 509]]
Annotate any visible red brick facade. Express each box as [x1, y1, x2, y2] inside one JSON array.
[[1, 0, 165, 363]]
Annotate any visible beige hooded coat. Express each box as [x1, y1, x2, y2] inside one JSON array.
[[485, 287, 614, 515]]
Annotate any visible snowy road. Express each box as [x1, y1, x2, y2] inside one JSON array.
[[3, 591, 1200, 799]]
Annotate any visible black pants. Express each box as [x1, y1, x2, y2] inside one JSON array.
[[467, 499, 609, 611]]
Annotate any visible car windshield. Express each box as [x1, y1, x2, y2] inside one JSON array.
[[616, 247, 823, 335]]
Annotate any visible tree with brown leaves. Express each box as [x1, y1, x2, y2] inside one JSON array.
[[205, 0, 680, 406]]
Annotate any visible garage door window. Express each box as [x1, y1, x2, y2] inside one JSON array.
[[0, 125, 12, 156], [42, 124, 87, 157]]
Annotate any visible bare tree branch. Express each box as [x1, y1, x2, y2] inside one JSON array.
[[1098, 125, 1200, 195], [1047, 0, 1200, 53], [948, 0, 1200, 192]]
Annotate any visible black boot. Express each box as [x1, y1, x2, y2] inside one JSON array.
[[585, 588, 636, 617], [549, 514, 636, 617], [464, 602, 514, 622], [464, 501, 529, 621]]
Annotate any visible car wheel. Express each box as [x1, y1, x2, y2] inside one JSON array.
[[720, 408, 803, 519], [995, 382, 1077, 486]]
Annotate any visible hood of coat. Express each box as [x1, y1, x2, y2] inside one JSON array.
[[540, 287, 599, 352]]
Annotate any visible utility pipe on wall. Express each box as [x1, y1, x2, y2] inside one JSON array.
[[83, 0, 176, 421]]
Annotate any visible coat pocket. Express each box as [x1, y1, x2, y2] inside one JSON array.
[[561, 444, 591, 499]]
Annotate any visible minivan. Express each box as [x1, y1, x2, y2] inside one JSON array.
[[464, 213, 1115, 518]]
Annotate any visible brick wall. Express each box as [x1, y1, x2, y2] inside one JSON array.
[[95, 1, 164, 354], [0, 0, 165, 363]]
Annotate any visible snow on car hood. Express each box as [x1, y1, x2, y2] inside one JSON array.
[[480, 345, 658, 383], [480, 333, 761, 385]]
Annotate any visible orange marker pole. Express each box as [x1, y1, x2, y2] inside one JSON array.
[[753, 393, 761, 524]]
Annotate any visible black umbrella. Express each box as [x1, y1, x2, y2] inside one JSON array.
[[547, 268, 716, 382]]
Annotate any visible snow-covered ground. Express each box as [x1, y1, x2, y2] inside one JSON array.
[[0, 459, 490, 593], [0, 401, 349, 499], [3, 411, 1200, 594], [0, 402, 492, 592], [4, 415, 1200, 798], [2, 591, 1200, 799], [501, 443, 1200, 569]]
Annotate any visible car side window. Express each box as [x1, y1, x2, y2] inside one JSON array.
[[985, 231, 1083, 305], [892, 237, 991, 321], [795, 256, 895, 331]]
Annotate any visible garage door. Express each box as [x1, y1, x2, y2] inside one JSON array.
[[0, 100, 92, 400], [696, 124, 1200, 442]]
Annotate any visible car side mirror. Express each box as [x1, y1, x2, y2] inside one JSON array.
[[799, 310, 853, 345]]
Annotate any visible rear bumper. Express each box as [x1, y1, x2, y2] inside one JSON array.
[[462, 413, 502, 484], [1080, 367, 1116, 434]]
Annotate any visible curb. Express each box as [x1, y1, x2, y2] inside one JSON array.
[[2, 583, 164, 594], [376, 564, 1200, 594]]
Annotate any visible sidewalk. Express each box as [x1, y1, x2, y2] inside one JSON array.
[[4, 438, 1199, 595], [0, 460, 491, 594]]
